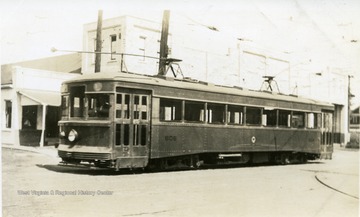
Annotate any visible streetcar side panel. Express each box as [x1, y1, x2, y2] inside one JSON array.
[[150, 124, 322, 159]]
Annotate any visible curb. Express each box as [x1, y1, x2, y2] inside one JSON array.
[[2, 144, 59, 158]]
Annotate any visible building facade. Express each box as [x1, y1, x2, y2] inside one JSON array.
[[1, 54, 80, 146], [82, 16, 166, 75], [82, 15, 351, 145]]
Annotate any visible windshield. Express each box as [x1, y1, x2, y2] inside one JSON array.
[[88, 94, 111, 118], [63, 85, 112, 119]]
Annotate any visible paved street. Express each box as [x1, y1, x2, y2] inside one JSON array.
[[2, 145, 358, 217]]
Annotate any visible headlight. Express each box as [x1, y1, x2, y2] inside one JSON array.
[[60, 131, 66, 137], [68, 129, 78, 142]]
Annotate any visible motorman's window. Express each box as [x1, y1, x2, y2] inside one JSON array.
[[246, 107, 262, 125], [227, 105, 244, 125], [263, 108, 277, 127], [185, 101, 205, 122], [207, 103, 225, 124], [278, 110, 291, 127], [70, 86, 85, 118], [61, 96, 69, 117], [292, 112, 305, 128], [160, 98, 182, 121], [87, 94, 111, 118]]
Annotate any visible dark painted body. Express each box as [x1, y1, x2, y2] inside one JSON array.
[[57, 72, 334, 169]]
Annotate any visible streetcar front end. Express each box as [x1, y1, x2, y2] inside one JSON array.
[[57, 81, 116, 168]]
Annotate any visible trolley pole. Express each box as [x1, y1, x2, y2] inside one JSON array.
[[95, 10, 103, 73], [158, 10, 170, 76]]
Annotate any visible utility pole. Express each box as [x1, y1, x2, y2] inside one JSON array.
[[158, 10, 170, 76], [95, 10, 103, 73], [348, 75, 354, 133]]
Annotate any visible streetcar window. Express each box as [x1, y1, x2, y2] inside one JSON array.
[[317, 113, 322, 129], [160, 98, 182, 121], [292, 112, 305, 128], [185, 101, 205, 122], [116, 94, 122, 104], [116, 124, 122, 146], [278, 110, 291, 127], [124, 124, 130, 146], [141, 96, 148, 120], [227, 105, 244, 125], [323, 112, 333, 131], [87, 94, 111, 118], [70, 86, 85, 118], [124, 94, 130, 119], [246, 107, 262, 125], [61, 95, 69, 117], [306, 113, 319, 129], [133, 125, 147, 146], [133, 95, 148, 120], [140, 125, 147, 146], [207, 103, 225, 124], [263, 108, 277, 127], [116, 94, 122, 118], [134, 95, 140, 119]]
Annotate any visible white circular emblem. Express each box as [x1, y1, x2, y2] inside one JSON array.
[[251, 136, 256, 144]]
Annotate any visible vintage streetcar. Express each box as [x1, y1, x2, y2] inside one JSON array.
[[57, 72, 334, 170]]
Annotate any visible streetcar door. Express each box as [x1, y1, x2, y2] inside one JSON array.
[[114, 88, 151, 169], [320, 111, 334, 159]]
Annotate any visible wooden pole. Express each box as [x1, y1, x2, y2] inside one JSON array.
[[158, 10, 170, 76], [95, 10, 103, 73]]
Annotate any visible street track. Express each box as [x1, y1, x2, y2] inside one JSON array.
[[315, 173, 359, 200]]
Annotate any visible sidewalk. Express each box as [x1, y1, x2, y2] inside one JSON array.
[[2, 144, 58, 158]]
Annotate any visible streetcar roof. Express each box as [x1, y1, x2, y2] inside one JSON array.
[[63, 72, 334, 109]]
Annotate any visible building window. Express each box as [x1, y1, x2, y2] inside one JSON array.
[[22, 106, 37, 129], [5, 100, 12, 128], [110, 35, 117, 60], [139, 36, 146, 61]]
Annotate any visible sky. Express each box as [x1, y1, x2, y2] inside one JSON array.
[[1, 0, 359, 103]]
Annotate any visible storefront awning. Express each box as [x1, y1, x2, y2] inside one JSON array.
[[18, 89, 61, 106]]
